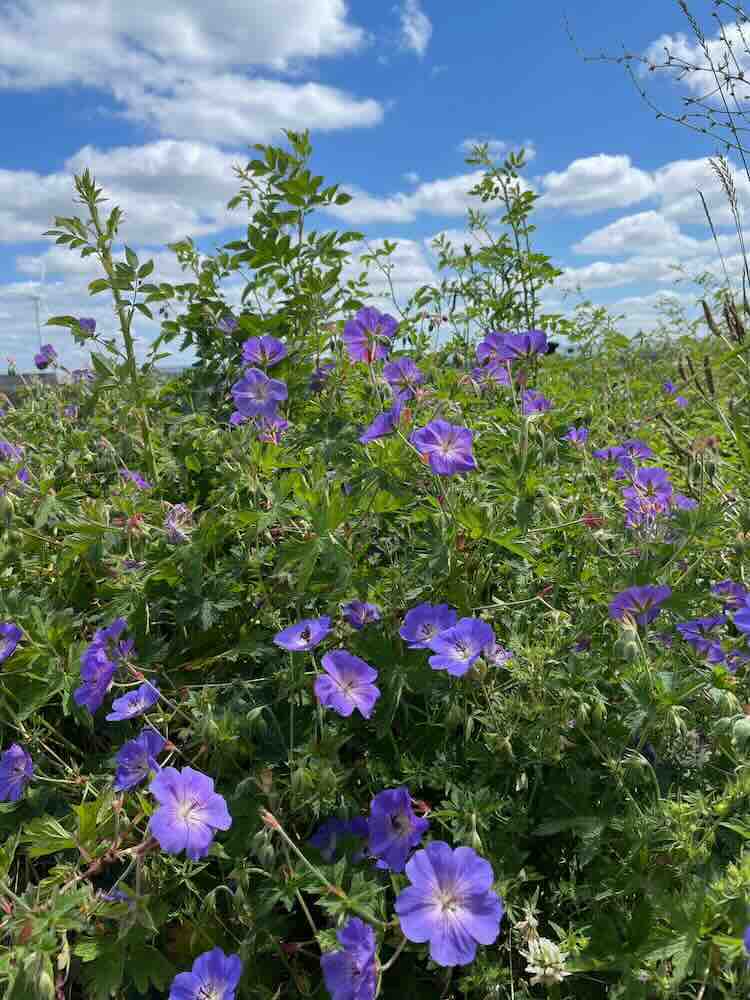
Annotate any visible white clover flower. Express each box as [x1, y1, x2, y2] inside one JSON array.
[[523, 936, 571, 987]]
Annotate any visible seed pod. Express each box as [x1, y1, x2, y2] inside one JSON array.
[[702, 299, 722, 337], [703, 355, 715, 397]]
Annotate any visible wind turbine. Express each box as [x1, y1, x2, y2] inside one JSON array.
[[30, 259, 46, 352]]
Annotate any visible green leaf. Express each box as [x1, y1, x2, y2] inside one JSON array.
[[137, 259, 154, 279], [21, 816, 75, 857], [88, 278, 110, 295]]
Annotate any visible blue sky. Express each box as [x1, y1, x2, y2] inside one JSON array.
[[0, 0, 744, 367]]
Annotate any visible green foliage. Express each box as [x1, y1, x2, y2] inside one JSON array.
[[1, 130, 750, 999]]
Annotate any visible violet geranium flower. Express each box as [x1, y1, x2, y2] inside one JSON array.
[[676, 616, 726, 663], [496, 329, 548, 361], [217, 315, 239, 334], [77, 318, 96, 335], [427, 617, 495, 676], [310, 362, 336, 393], [0, 622, 22, 663], [168, 947, 242, 1000], [119, 468, 153, 490], [314, 650, 381, 719], [241, 336, 287, 368], [410, 420, 477, 476], [563, 426, 589, 447], [359, 402, 402, 444], [149, 766, 232, 860], [521, 390, 552, 415], [74, 645, 117, 713], [609, 585, 672, 626], [712, 580, 749, 610], [342, 601, 381, 630], [165, 504, 193, 544], [399, 603, 457, 649], [320, 918, 377, 1000], [254, 414, 290, 444], [308, 817, 370, 863], [394, 841, 505, 967], [34, 344, 57, 370], [273, 617, 331, 652], [231, 368, 288, 419], [343, 307, 398, 364], [0, 743, 33, 801], [368, 786, 429, 872], [383, 357, 424, 400], [471, 362, 511, 389], [105, 682, 160, 722], [114, 730, 166, 791]]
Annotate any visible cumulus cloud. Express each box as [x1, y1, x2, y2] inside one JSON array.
[[458, 138, 536, 161], [643, 21, 750, 96], [0, 0, 381, 144], [398, 0, 433, 57], [539, 155, 655, 215], [572, 211, 702, 257]]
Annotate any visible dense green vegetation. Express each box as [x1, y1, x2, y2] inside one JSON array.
[[1, 130, 750, 999]]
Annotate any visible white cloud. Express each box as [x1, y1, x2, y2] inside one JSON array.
[[458, 138, 536, 161], [572, 211, 702, 257], [398, 0, 433, 57], [558, 256, 684, 292], [643, 22, 750, 95], [326, 169, 536, 225], [0, 1, 382, 144], [0, 140, 250, 247], [539, 155, 655, 215]]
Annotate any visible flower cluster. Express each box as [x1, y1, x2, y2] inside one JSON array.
[[34, 343, 57, 370]]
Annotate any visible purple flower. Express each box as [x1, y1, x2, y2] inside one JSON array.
[[712, 580, 749, 610], [231, 368, 287, 419], [74, 645, 117, 713], [310, 363, 335, 393], [673, 493, 698, 510], [168, 947, 242, 1000], [411, 420, 477, 476], [663, 380, 677, 394], [621, 467, 673, 503], [242, 336, 287, 368], [621, 439, 654, 460], [727, 650, 750, 673], [78, 318, 96, 335], [72, 367, 95, 383], [676, 616, 726, 662], [609, 585, 672, 626], [427, 618, 495, 676], [0, 743, 33, 801], [34, 344, 57, 370], [521, 389, 552, 415], [114, 730, 166, 791], [675, 395, 689, 408], [383, 357, 424, 399], [368, 787, 429, 872], [744, 925, 750, 956], [218, 315, 239, 334], [315, 650, 381, 719], [733, 599, 750, 636], [229, 411, 248, 427], [359, 403, 402, 444], [478, 330, 547, 363], [0, 623, 22, 663], [593, 445, 626, 462], [0, 441, 23, 462], [320, 918, 376, 1000], [273, 617, 331, 652], [471, 362, 511, 389], [343, 307, 398, 364], [482, 638, 513, 667], [63, 404, 78, 420], [342, 601, 381, 630], [309, 817, 369, 863], [105, 682, 160, 722], [165, 504, 193, 544], [563, 426, 589, 446], [119, 468, 152, 490], [149, 766, 232, 860], [255, 414, 289, 444], [394, 841, 504, 967], [399, 603, 457, 649]]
